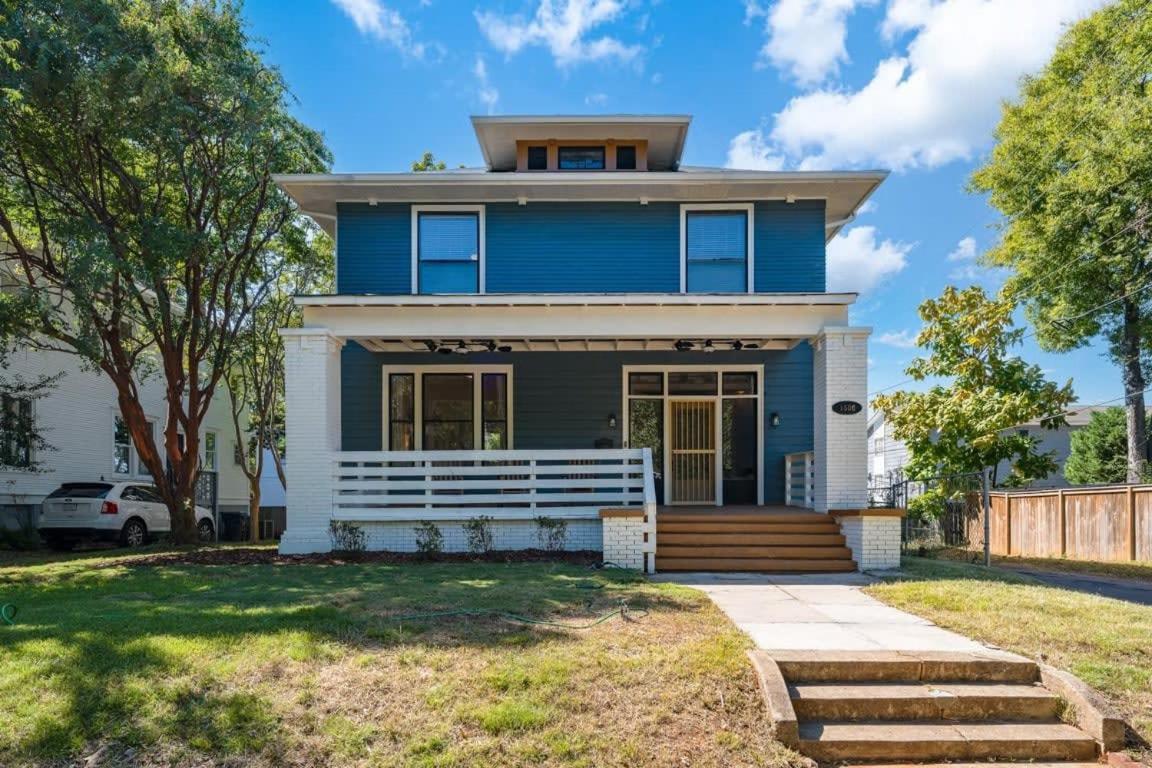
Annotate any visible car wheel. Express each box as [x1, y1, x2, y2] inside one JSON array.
[[197, 518, 215, 543], [120, 518, 147, 548]]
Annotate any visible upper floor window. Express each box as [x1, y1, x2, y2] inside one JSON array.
[[0, 394, 33, 468], [203, 432, 218, 471], [681, 205, 754, 293], [413, 206, 485, 294], [558, 146, 605, 170], [526, 146, 547, 170], [615, 145, 637, 170]]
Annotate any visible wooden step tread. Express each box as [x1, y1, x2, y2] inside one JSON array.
[[657, 545, 853, 559], [658, 522, 841, 534], [790, 682, 1060, 721], [658, 512, 833, 523], [659, 532, 846, 546], [655, 557, 857, 572], [797, 721, 1098, 763]]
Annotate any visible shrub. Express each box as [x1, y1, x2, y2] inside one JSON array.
[[328, 520, 366, 554], [534, 516, 567, 552], [906, 487, 948, 523], [463, 515, 494, 554], [414, 521, 443, 557]]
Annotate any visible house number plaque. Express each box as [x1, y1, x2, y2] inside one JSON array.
[[831, 400, 863, 415]]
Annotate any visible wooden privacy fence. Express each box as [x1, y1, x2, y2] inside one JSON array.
[[988, 485, 1152, 562]]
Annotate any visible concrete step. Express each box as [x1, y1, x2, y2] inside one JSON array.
[[654, 557, 858, 572], [797, 721, 1099, 763], [790, 681, 1062, 722], [658, 532, 846, 546], [769, 651, 1039, 684], [657, 521, 842, 534], [657, 545, 854, 559], [850, 763, 1107, 768]]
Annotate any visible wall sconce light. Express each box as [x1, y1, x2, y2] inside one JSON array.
[[608, 413, 617, 428], [769, 412, 781, 428]]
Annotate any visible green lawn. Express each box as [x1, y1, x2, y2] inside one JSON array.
[[0, 547, 797, 767], [866, 557, 1152, 760]]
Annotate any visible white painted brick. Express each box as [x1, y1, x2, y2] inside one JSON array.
[[839, 516, 900, 570], [813, 328, 870, 512]]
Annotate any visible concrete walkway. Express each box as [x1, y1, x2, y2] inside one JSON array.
[[656, 572, 995, 653]]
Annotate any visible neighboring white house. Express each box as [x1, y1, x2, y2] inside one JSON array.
[[867, 405, 1107, 489], [0, 342, 250, 530]]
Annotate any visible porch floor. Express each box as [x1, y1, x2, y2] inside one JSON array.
[[658, 505, 823, 517]]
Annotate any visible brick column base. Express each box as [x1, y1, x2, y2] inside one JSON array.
[[600, 509, 646, 570], [834, 511, 904, 571]]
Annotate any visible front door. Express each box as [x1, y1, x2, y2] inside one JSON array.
[[668, 399, 717, 504]]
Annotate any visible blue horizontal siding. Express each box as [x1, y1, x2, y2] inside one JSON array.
[[754, 200, 826, 292], [339, 344, 814, 504], [337, 203, 410, 294]]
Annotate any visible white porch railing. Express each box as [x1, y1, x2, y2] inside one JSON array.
[[784, 450, 815, 508], [333, 448, 656, 523]]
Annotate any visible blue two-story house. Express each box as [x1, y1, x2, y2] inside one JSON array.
[[275, 115, 894, 573]]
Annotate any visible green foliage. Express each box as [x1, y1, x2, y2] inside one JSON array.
[[411, 152, 447, 172], [872, 286, 1075, 485], [0, 373, 60, 471], [969, 0, 1152, 481], [413, 521, 443, 556], [534, 516, 568, 552], [1064, 407, 1152, 485], [907, 488, 948, 523], [463, 515, 494, 554], [328, 521, 366, 554], [0, 0, 331, 540]]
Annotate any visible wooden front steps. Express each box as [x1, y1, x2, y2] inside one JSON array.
[[752, 651, 1109, 765], [656, 510, 856, 572]]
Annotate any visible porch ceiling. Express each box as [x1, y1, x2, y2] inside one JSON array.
[[352, 337, 800, 353]]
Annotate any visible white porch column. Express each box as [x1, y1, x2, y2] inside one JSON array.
[[812, 326, 870, 512], [278, 329, 344, 554]]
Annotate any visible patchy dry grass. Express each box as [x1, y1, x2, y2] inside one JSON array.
[[0, 549, 798, 767], [931, 546, 1152, 582], [867, 557, 1152, 760]]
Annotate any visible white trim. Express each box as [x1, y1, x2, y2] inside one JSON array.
[[410, 204, 487, 295], [680, 203, 755, 295], [620, 364, 765, 506], [296, 292, 856, 307], [381, 364, 513, 451]]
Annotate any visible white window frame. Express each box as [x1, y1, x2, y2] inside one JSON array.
[[411, 204, 486, 295], [620, 364, 765, 506], [679, 203, 755, 294], [113, 413, 133, 477], [0, 393, 35, 470], [203, 431, 218, 472], [381, 364, 513, 450]]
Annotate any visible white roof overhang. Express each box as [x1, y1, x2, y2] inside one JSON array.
[[293, 293, 859, 352], [275, 169, 887, 243]]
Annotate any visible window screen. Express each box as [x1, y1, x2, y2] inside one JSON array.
[[526, 146, 547, 170], [418, 213, 479, 294], [685, 211, 748, 292], [615, 145, 637, 170]]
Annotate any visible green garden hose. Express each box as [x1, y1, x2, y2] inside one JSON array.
[[0, 604, 15, 625]]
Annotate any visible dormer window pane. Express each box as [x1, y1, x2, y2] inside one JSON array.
[[418, 213, 479, 293], [558, 146, 605, 170], [526, 146, 547, 170], [616, 145, 637, 170], [685, 211, 748, 292]]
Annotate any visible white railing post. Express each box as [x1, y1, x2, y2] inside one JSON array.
[[804, 451, 814, 509], [641, 447, 658, 574], [529, 458, 537, 512], [785, 454, 793, 506]]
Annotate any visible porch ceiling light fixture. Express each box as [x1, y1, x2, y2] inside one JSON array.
[[702, 339, 715, 353]]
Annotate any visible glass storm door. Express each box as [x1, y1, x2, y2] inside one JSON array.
[[669, 400, 717, 504]]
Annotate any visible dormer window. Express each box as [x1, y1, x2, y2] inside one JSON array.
[[526, 146, 547, 170], [558, 146, 605, 170], [616, 145, 637, 170]]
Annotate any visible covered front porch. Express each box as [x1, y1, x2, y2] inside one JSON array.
[[278, 294, 874, 570]]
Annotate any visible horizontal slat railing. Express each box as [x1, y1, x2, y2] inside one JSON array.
[[333, 448, 650, 521], [784, 450, 815, 509]]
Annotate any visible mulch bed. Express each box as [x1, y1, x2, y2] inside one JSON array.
[[118, 547, 605, 568]]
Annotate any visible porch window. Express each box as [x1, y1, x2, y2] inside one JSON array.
[[417, 211, 480, 294], [385, 366, 512, 450], [683, 207, 752, 293]]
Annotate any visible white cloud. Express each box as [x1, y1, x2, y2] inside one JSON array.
[[474, 56, 500, 114], [726, 129, 786, 170], [875, 329, 919, 348], [946, 236, 977, 261], [475, 0, 643, 68], [745, 0, 873, 85], [331, 0, 426, 58], [827, 225, 912, 294], [585, 92, 609, 106], [733, 0, 1105, 171]]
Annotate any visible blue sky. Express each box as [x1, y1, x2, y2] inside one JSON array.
[[243, 0, 1119, 405]]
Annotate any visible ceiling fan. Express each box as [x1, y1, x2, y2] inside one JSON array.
[[674, 339, 760, 352], [422, 340, 513, 355]]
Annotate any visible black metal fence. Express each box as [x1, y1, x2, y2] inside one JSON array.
[[870, 469, 991, 562]]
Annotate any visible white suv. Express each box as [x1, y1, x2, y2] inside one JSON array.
[[38, 481, 215, 550]]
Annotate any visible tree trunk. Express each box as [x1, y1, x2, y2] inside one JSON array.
[[1120, 299, 1148, 483], [248, 483, 262, 543]]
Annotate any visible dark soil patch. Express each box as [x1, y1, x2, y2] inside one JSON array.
[[117, 546, 605, 568]]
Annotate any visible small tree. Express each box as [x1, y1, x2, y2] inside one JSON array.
[[1064, 407, 1152, 485], [411, 152, 447, 172], [872, 286, 1076, 486]]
